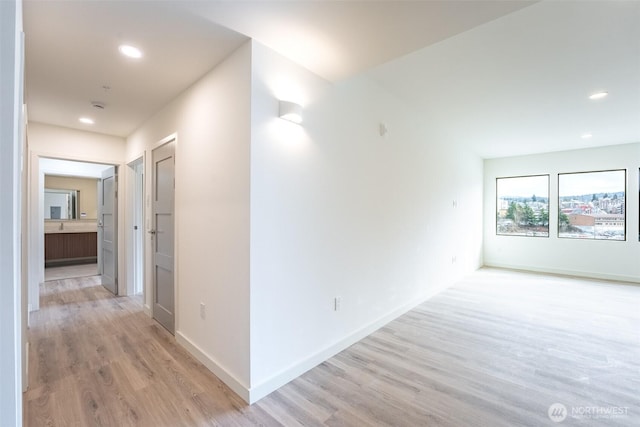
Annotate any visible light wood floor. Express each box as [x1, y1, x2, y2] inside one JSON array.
[[44, 263, 98, 281], [24, 269, 639, 426]]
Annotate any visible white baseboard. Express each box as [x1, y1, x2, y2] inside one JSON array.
[[143, 304, 152, 317], [483, 261, 640, 284], [175, 283, 454, 405], [175, 331, 250, 403], [247, 282, 452, 404]]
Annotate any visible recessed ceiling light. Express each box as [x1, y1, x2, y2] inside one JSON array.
[[588, 91, 608, 100], [79, 117, 94, 125], [581, 133, 593, 139], [118, 44, 143, 59]]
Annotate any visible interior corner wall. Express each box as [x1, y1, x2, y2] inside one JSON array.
[[28, 121, 126, 162], [26, 122, 126, 312], [0, 0, 23, 423], [483, 143, 640, 282], [248, 40, 484, 402], [126, 41, 252, 399]]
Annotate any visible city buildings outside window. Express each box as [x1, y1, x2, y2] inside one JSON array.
[[496, 175, 549, 237], [558, 170, 626, 240]]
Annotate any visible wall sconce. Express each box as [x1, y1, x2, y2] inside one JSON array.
[[278, 100, 303, 124]]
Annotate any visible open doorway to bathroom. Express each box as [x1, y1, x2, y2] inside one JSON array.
[[40, 158, 114, 282]]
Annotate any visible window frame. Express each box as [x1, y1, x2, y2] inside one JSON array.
[[557, 169, 627, 241], [496, 174, 550, 238]]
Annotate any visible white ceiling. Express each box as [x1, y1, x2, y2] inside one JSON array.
[[24, 0, 248, 137], [23, 0, 640, 158], [369, 0, 640, 158], [183, 0, 535, 82]]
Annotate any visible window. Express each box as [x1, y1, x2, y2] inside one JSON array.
[[496, 175, 549, 237], [558, 170, 626, 240]]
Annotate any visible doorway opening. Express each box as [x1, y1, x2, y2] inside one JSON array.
[[37, 157, 116, 290], [127, 157, 145, 296]]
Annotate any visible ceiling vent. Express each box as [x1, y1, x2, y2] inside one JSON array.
[[91, 101, 106, 110]]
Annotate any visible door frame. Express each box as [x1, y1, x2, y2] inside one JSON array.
[[126, 155, 145, 297], [148, 134, 178, 333], [28, 153, 123, 311]]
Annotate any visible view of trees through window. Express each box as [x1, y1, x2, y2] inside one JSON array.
[[496, 175, 549, 237], [558, 170, 626, 240]]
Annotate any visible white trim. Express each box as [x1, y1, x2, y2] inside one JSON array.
[[134, 158, 144, 296], [176, 284, 451, 405], [172, 135, 179, 335], [125, 155, 145, 297], [247, 283, 451, 404], [34, 150, 123, 168], [27, 154, 42, 312], [483, 261, 640, 284], [28, 151, 123, 312], [154, 132, 177, 149], [0, 0, 24, 422], [176, 331, 250, 402], [20, 103, 28, 394]]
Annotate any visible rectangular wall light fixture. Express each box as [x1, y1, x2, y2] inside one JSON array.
[[278, 100, 303, 124]]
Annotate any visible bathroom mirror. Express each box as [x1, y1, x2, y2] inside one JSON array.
[[44, 188, 79, 220]]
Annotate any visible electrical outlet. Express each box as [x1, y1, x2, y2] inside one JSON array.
[[452, 256, 457, 264], [334, 296, 342, 311], [200, 303, 206, 319]]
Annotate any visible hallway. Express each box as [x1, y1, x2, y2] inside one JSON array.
[[24, 270, 640, 426], [24, 276, 267, 426]]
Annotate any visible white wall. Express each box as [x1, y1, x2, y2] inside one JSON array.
[[0, 0, 23, 424], [29, 122, 125, 161], [27, 122, 125, 310], [248, 41, 484, 401], [484, 143, 640, 282], [124, 39, 483, 404], [126, 42, 252, 398]]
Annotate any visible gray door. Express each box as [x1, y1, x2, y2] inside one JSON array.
[[151, 141, 175, 334], [98, 166, 118, 294]]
